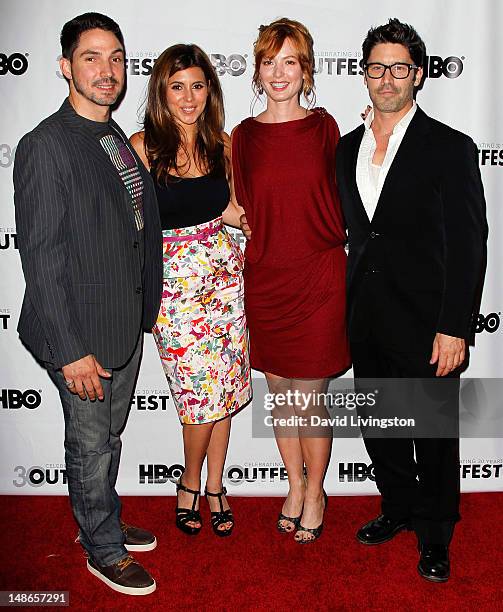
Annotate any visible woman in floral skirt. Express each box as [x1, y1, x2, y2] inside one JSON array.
[[131, 44, 251, 537]]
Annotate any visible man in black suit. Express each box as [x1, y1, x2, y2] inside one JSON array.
[[336, 19, 486, 582], [14, 13, 162, 595]]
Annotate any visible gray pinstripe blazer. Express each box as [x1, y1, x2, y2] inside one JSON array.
[[14, 98, 163, 369]]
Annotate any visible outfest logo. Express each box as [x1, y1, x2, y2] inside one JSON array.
[[78, 52, 250, 77], [12, 464, 66, 487], [0, 229, 18, 250]]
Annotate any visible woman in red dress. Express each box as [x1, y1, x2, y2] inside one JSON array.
[[232, 18, 350, 542]]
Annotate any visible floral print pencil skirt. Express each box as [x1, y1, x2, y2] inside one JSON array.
[[153, 216, 252, 424]]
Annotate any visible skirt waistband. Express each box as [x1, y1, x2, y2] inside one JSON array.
[[162, 216, 223, 243]]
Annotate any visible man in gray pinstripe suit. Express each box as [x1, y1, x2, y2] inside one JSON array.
[[13, 13, 162, 595]]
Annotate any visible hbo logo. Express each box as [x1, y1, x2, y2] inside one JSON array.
[[0, 53, 29, 75], [338, 462, 376, 482], [426, 55, 463, 79], [473, 313, 500, 334], [210, 54, 246, 76], [0, 389, 41, 409], [139, 463, 184, 484]]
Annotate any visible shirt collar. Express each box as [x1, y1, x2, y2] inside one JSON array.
[[364, 100, 417, 134]]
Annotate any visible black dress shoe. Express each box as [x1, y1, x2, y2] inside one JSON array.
[[356, 514, 409, 545], [418, 545, 450, 583]]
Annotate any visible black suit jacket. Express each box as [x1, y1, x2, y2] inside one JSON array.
[[14, 99, 163, 369], [336, 106, 487, 351]]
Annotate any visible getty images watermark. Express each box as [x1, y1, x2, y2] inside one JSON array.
[[263, 389, 415, 430], [251, 378, 503, 439]]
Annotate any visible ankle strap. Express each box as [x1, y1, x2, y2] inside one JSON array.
[[205, 486, 227, 497], [177, 481, 200, 497]]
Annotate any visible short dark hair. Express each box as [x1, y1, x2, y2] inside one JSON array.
[[362, 18, 426, 67], [60, 12, 124, 60]]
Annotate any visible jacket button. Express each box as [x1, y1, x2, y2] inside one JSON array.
[[370, 231, 376, 238], [133, 241, 139, 249], [136, 287, 142, 294]]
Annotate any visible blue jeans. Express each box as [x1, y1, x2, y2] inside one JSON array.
[[47, 333, 142, 566]]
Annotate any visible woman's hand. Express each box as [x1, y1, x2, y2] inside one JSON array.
[[239, 214, 251, 240], [360, 105, 372, 121]]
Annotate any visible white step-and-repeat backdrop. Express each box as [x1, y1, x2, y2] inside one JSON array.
[[1, 0, 502, 496]]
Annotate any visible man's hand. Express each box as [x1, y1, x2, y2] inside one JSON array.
[[62, 354, 111, 401], [430, 333, 466, 377], [239, 213, 251, 240]]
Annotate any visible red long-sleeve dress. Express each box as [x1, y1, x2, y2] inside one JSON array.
[[232, 108, 350, 378]]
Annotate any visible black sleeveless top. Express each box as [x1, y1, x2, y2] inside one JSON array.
[[151, 171, 230, 230]]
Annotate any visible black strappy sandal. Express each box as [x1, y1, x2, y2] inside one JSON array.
[[176, 480, 202, 536], [205, 486, 234, 537], [295, 490, 328, 544], [277, 511, 302, 533], [277, 477, 306, 532]]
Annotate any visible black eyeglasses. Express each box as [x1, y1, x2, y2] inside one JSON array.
[[364, 62, 418, 79]]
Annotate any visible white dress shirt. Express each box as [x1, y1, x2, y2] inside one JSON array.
[[356, 101, 417, 221]]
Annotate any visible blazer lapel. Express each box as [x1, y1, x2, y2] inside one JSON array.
[[347, 126, 372, 228], [371, 106, 431, 225], [57, 98, 134, 194]]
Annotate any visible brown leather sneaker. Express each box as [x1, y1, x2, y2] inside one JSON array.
[[75, 520, 157, 552], [87, 555, 156, 595], [120, 520, 157, 552]]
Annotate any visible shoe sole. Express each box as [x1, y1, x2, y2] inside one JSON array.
[[87, 561, 156, 595], [125, 537, 157, 552], [356, 523, 409, 545], [417, 565, 449, 583]]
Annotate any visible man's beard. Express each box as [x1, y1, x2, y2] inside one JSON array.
[[371, 85, 413, 114], [74, 76, 122, 107]]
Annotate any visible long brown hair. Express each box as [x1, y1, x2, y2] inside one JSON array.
[[143, 44, 225, 182], [252, 18, 315, 104]]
